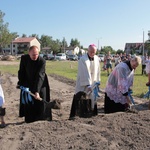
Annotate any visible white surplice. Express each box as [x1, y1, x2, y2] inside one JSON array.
[[75, 53, 100, 94], [0, 83, 5, 107], [105, 62, 134, 104]]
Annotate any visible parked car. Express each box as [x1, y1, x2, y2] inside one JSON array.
[[39, 53, 44, 58], [98, 54, 105, 62], [67, 54, 78, 61], [78, 55, 82, 60], [55, 53, 66, 60], [43, 54, 54, 60]]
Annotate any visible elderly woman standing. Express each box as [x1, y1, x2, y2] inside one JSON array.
[[104, 56, 141, 113]]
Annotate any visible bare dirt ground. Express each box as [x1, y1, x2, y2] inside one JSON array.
[[0, 63, 150, 149]]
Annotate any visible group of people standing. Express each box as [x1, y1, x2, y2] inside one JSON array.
[[103, 52, 133, 76], [0, 44, 149, 126]]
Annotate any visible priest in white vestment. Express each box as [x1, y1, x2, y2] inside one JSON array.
[[69, 44, 100, 119], [0, 78, 5, 127]]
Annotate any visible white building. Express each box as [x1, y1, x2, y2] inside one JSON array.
[[65, 46, 85, 55], [2, 37, 40, 55]]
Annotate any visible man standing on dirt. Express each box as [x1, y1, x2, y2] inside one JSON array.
[[17, 45, 51, 123], [69, 44, 100, 119]]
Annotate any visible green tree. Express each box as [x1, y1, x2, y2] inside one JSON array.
[[60, 37, 68, 53], [116, 49, 124, 54], [100, 46, 114, 54], [21, 34, 27, 37], [0, 10, 17, 54], [39, 35, 62, 54], [40, 35, 53, 48], [29, 34, 40, 41], [51, 39, 62, 54], [61, 37, 68, 47], [70, 38, 80, 47]]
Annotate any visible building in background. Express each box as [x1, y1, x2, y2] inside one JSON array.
[[65, 46, 85, 55], [2, 37, 40, 55], [124, 43, 143, 55]]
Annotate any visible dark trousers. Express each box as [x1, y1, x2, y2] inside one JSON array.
[[69, 92, 97, 118], [69, 94, 78, 118], [24, 100, 44, 123], [142, 64, 146, 75], [104, 93, 127, 114]]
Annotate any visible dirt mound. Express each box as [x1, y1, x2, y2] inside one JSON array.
[[0, 73, 150, 150], [49, 73, 76, 87], [1, 55, 16, 61]]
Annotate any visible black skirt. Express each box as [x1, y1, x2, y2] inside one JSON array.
[[69, 92, 97, 118], [104, 93, 128, 114]]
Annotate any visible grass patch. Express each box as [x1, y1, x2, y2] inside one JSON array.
[[0, 64, 19, 75], [0, 60, 148, 98], [46, 61, 78, 80]]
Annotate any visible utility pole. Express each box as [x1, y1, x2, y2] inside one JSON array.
[[98, 39, 99, 51], [97, 37, 102, 52], [11, 40, 13, 55], [143, 30, 145, 56], [63, 37, 65, 53]]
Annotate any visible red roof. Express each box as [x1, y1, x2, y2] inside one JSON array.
[[13, 37, 36, 43]]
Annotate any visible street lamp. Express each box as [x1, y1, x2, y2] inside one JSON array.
[[142, 30, 145, 56], [98, 39, 99, 51], [97, 37, 102, 51], [11, 40, 13, 55]]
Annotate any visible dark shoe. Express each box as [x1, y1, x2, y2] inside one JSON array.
[[68, 116, 76, 120], [125, 108, 138, 114], [0, 122, 6, 128], [146, 82, 150, 86]]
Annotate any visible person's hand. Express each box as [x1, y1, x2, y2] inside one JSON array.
[[86, 85, 92, 94], [126, 96, 132, 105], [34, 92, 40, 100], [16, 85, 20, 89]]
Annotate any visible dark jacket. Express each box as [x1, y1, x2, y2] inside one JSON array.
[[18, 54, 51, 123]]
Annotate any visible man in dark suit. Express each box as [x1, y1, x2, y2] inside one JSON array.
[[18, 45, 51, 123]]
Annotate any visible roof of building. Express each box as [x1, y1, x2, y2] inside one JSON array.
[[13, 37, 36, 43], [125, 42, 143, 49], [42, 47, 51, 50]]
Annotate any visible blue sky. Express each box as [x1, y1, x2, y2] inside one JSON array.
[[1, 0, 150, 50]]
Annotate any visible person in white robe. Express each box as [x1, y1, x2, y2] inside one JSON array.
[[104, 56, 141, 113], [69, 44, 100, 118], [0, 78, 5, 127]]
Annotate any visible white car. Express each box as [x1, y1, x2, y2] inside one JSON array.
[[55, 53, 66, 60], [98, 54, 105, 62]]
